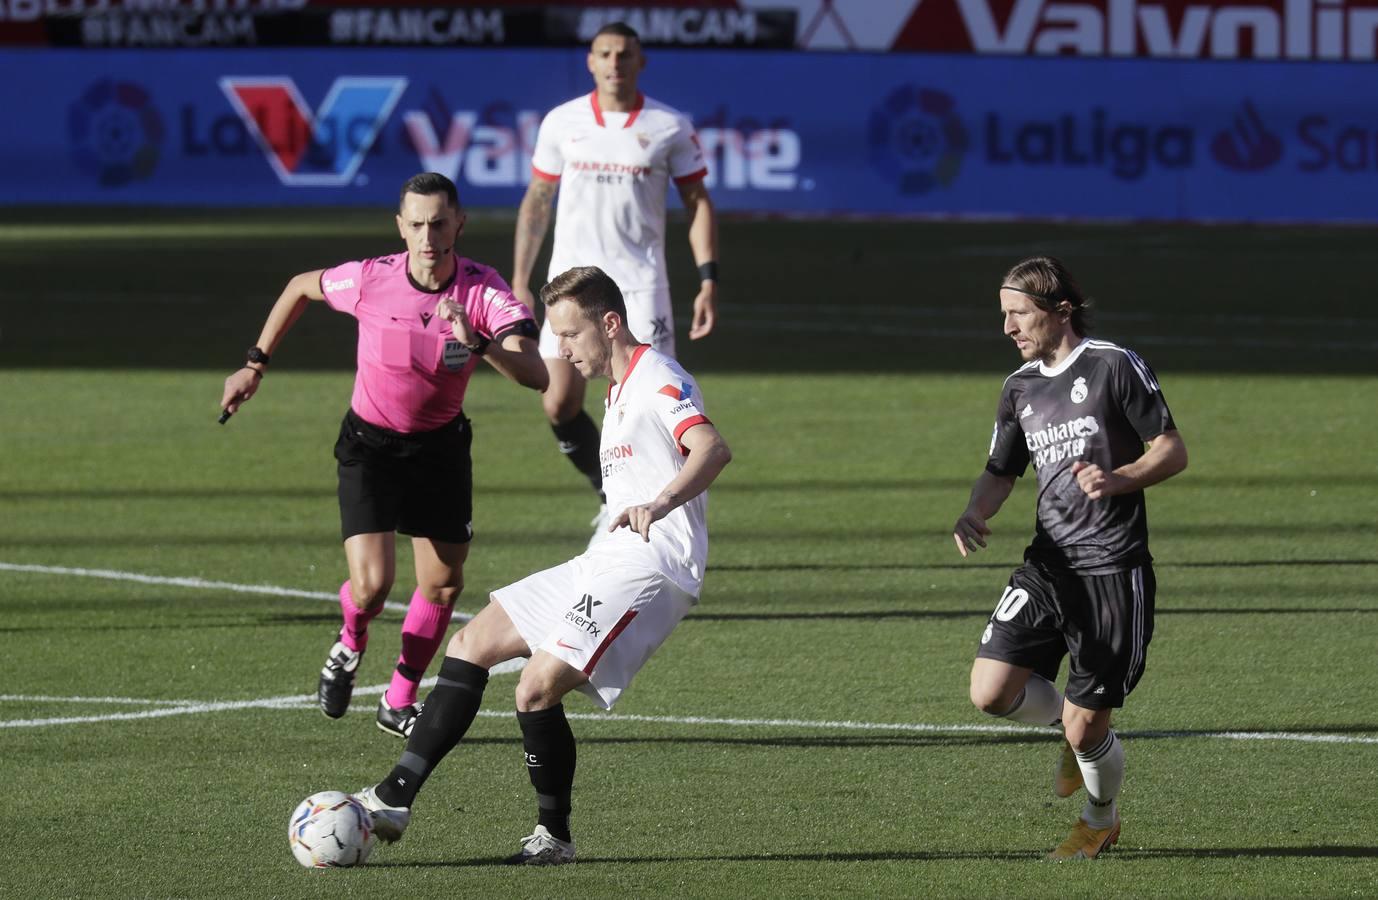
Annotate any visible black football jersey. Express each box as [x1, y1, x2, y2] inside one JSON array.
[[985, 339, 1176, 573]]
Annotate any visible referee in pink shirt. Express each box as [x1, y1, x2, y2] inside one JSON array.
[[220, 173, 548, 737]]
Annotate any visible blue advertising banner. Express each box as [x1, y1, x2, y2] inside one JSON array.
[[2, 48, 1376, 221]]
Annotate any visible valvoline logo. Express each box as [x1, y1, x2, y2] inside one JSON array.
[[658, 382, 692, 401], [219, 76, 407, 186]]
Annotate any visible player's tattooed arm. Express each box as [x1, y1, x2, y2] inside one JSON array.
[[513, 179, 557, 305]]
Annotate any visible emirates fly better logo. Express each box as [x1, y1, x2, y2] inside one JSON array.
[[219, 76, 407, 185]]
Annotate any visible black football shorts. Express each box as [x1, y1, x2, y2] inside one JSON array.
[[975, 560, 1155, 710], [334, 408, 473, 544]]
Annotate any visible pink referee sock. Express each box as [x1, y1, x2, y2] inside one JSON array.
[[385, 589, 455, 710], [338, 580, 381, 653]]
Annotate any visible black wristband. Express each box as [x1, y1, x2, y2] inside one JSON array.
[[240, 366, 263, 379], [697, 261, 719, 283]]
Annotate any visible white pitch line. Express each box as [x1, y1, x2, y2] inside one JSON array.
[[0, 694, 195, 707], [2, 690, 1376, 746], [0, 561, 476, 620], [4, 562, 1377, 746]]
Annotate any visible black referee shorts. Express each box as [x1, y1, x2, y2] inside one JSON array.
[[334, 408, 473, 544], [974, 560, 1156, 710]]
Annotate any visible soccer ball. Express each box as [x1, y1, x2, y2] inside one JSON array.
[[288, 791, 376, 868]]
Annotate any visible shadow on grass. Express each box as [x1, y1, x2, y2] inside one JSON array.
[[3, 524, 1376, 546], [713, 559, 1378, 573], [366, 844, 1378, 868], [1, 472, 1374, 502], [365, 728, 1378, 752], [3, 602, 1374, 634], [684, 605, 1378, 623]]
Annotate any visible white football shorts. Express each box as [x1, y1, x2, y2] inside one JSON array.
[[539, 285, 675, 360], [492, 553, 696, 710]]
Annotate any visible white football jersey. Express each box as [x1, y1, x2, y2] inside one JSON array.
[[531, 91, 707, 292], [597, 345, 713, 596]]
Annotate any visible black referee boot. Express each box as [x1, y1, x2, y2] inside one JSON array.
[[318, 640, 361, 719]]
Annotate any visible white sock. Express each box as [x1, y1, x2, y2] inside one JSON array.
[[1001, 674, 1063, 726], [1076, 730, 1124, 829]]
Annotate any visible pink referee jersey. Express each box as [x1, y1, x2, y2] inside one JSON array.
[[320, 253, 536, 433], [530, 91, 707, 293]]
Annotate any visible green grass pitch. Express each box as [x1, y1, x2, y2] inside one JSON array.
[[0, 211, 1375, 898]]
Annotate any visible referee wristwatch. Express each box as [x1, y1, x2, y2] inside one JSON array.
[[246, 346, 271, 366]]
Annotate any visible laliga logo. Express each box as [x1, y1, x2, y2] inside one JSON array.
[[69, 79, 164, 187], [220, 76, 407, 186], [868, 85, 968, 194]]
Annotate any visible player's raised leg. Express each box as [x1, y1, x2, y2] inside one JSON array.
[[359, 600, 530, 842], [969, 658, 1065, 726], [320, 533, 394, 719], [506, 652, 588, 865], [376, 538, 468, 738]]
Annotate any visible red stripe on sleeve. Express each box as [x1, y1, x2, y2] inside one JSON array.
[[583, 609, 639, 675], [531, 164, 560, 182], [673, 414, 712, 454], [673, 168, 708, 186]]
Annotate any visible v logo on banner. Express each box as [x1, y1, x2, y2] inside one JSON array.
[[219, 76, 407, 186]]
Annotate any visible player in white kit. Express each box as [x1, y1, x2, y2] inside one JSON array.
[[355, 266, 732, 866], [512, 21, 721, 527]]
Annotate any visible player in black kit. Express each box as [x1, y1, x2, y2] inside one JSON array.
[[951, 256, 1188, 860]]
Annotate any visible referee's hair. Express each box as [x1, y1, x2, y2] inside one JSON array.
[[540, 266, 628, 322], [399, 172, 460, 211], [594, 21, 640, 42], [1002, 255, 1094, 336]]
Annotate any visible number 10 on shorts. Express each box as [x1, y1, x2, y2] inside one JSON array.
[[994, 585, 1030, 622]]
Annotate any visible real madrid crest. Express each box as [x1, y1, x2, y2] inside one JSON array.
[[1070, 376, 1088, 404]]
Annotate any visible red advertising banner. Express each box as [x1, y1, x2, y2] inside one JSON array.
[[893, 0, 1378, 60], [3, 0, 1373, 58]]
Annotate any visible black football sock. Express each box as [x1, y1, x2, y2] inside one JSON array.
[[517, 705, 576, 843], [551, 411, 603, 497], [375, 656, 488, 808]]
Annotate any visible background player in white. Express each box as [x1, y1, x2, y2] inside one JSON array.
[[354, 266, 731, 865], [952, 256, 1187, 860], [219, 173, 548, 738], [512, 21, 721, 528]]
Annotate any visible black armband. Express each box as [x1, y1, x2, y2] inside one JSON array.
[[487, 319, 540, 352]]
